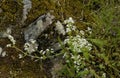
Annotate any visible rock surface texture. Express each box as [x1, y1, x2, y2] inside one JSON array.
[[24, 13, 55, 42]]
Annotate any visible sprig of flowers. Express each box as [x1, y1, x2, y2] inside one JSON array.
[[64, 17, 76, 33], [6, 28, 16, 46], [64, 35, 92, 53], [24, 39, 38, 54], [62, 17, 92, 77]]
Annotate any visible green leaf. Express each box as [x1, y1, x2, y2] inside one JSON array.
[[83, 51, 90, 60], [77, 69, 89, 77], [90, 39, 107, 48]]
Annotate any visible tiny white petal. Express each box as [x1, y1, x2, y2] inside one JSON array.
[[6, 44, 12, 47], [19, 54, 23, 59], [2, 51, 6, 57]]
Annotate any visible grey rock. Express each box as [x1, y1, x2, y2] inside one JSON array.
[[24, 13, 55, 42], [22, 0, 32, 24], [50, 43, 61, 52]]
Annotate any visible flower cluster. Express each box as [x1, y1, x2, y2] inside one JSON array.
[[62, 17, 92, 75], [71, 54, 85, 73], [7, 35, 16, 45], [64, 17, 74, 24], [86, 27, 92, 34], [63, 35, 92, 73], [6, 35, 16, 48], [64, 17, 76, 33], [24, 39, 38, 54], [64, 35, 92, 53], [39, 48, 54, 60], [4, 28, 16, 47]]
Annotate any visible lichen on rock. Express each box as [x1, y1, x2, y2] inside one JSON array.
[[24, 12, 54, 42]]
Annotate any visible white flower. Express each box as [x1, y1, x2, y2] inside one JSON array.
[[50, 50, 54, 53], [6, 28, 11, 34], [39, 48, 54, 57], [72, 26, 76, 31], [64, 35, 92, 53], [87, 27, 92, 31], [80, 30, 85, 35], [24, 39, 38, 54], [6, 44, 12, 47], [102, 73, 106, 78], [0, 47, 7, 57], [29, 39, 36, 44], [63, 52, 67, 58], [39, 50, 43, 53], [24, 43, 30, 49], [55, 21, 66, 35], [69, 17, 74, 23], [45, 34, 48, 38], [18, 54, 23, 59], [64, 17, 74, 24], [46, 49, 49, 52], [1, 51, 6, 57], [42, 51, 46, 55], [7, 35, 16, 45], [87, 27, 92, 34], [66, 25, 76, 33], [74, 61, 77, 64], [40, 57, 43, 59], [64, 18, 76, 33], [66, 28, 71, 33]]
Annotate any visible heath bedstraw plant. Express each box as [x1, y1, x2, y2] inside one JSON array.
[[6, 34, 56, 60], [64, 17, 76, 33], [58, 17, 93, 77]]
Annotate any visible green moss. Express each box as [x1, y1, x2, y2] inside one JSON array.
[[0, 0, 93, 27], [0, 0, 23, 28], [25, 0, 93, 30]]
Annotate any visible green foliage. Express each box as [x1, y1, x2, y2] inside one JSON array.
[[88, 1, 120, 78], [58, 0, 120, 78]]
